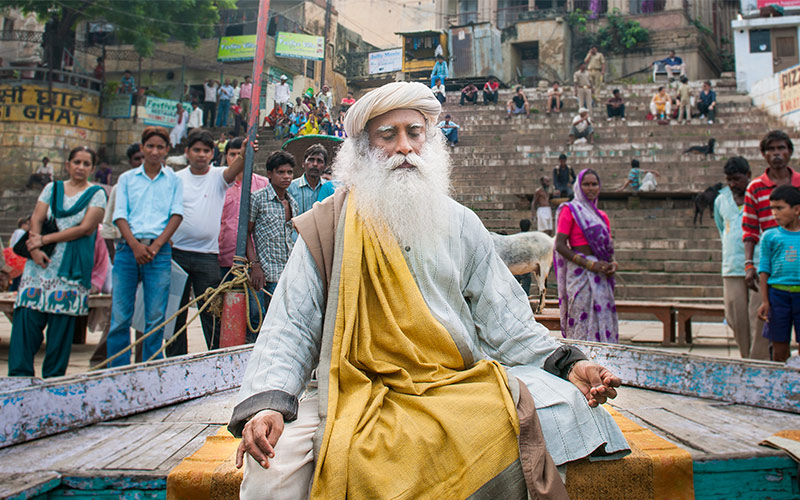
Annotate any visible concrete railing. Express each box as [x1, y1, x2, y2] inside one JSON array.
[[0, 66, 102, 94]]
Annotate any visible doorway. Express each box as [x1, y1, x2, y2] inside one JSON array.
[[772, 28, 799, 73]]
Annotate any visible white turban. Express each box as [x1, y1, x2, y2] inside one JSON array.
[[343, 81, 442, 137]]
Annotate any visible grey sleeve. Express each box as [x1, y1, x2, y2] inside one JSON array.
[[228, 237, 325, 436]]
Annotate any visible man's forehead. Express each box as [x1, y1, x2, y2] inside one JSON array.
[[367, 108, 426, 131]]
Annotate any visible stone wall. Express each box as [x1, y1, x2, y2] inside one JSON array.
[[502, 18, 570, 82], [0, 83, 106, 186]]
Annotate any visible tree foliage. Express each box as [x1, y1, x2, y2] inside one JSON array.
[[7, 0, 235, 69], [567, 8, 650, 62]]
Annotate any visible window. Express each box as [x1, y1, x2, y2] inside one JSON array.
[[306, 60, 315, 79], [534, 0, 567, 9], [629, 0, 666, 14], [749, 29, 771, 53], [2, 18, 14, 34]]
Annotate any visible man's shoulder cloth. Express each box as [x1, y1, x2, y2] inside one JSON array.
[[293, 188, 347, 296]]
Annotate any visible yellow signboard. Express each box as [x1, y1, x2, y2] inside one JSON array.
[[779, 65, 800, 115], [0, 84, 104, 130]]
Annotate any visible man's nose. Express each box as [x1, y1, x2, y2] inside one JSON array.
[[395, 132, 413, 156]]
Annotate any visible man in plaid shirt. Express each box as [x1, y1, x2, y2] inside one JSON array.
[[743, 130, 800, 291], [247, 150, 299, 314]]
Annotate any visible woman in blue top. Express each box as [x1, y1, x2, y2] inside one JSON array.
[[9, 146, 107, 377]]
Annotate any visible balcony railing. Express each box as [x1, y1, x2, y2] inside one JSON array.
[[573, 0, 608, 17], [497, 5, 530, 29], [0, 66, 102, 93], [0, 30, 43, 43]]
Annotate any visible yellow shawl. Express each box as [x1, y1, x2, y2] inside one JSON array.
[[310, 195, 521, 499]]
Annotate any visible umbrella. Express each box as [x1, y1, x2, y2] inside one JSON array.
[[281, 134, 344, 177]]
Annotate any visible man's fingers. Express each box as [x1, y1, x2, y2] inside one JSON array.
[[243, 423, 271, 468], [601, 370, 622, 388], [266, 419, 284, 448], [586, 365, 605, 390], [235, 440, 246, 469], [252, 420, 276, 461]]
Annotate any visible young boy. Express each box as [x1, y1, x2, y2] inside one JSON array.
[[757, 185, 800, 362], [618, 159, 660, 192], [247, 151, 299, 314]]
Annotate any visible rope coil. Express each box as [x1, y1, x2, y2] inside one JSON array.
[[90, 256, 265, 371]]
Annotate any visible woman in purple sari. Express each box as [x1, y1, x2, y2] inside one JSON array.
[[554, 169, 619, 342]]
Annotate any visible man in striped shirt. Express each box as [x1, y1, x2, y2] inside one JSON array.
[[743, 130, 800, 290]]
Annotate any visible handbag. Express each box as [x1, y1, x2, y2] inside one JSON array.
[[13, 183, 60, 259]]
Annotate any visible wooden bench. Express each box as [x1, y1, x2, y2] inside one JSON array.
[[534, 299, 680, 345], [673, 303, 725, 344], [0, 293, 112, 344]]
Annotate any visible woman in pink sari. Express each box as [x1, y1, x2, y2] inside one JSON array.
[[554, 169, 619, 342]]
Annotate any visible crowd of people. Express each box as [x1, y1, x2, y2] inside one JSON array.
[[5, 124, 339, 378], [4, 69, 798, 383], [265, 76, 351, 141], [520, 129, 800, 362]]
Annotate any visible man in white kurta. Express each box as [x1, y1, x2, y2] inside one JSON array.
[[229, 82, 628, 500]]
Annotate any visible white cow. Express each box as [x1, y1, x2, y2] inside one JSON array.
[[490, 231, 555, 314]]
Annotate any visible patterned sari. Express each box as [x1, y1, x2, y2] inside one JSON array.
[[554, 170, 619, 343]]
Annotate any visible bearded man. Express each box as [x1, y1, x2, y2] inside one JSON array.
[[229, 82, 629, 500]]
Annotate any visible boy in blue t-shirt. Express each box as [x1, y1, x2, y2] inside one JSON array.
[[757, 185, 800, 361]]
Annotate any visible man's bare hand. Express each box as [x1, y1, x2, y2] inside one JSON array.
[[568, 360, 621, 407], [132, 241, 153, 265], [745, 268, 758, 292], [250, 264, 266, 292], [235, 410, 285, 470]]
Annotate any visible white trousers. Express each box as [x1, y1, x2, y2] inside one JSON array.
[[240, 393, 320, 500]]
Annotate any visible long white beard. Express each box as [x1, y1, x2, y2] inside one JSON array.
[[332, 129, 452, 248]]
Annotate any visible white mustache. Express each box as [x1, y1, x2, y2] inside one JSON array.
[[384, 152, 425, 170]]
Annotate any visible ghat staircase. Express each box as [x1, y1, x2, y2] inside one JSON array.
[[441, 77, 782, 301], [0, 78, 784, 301]]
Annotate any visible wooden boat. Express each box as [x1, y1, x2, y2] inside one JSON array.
[[1, 341, 798, 499]]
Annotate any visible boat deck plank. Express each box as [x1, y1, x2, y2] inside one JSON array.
[[607, 387, 790, 458], [1, 386, 796, 499]]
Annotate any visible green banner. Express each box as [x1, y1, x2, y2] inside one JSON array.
[[218, 35, 258, 62], [275, 32, 324, 61]]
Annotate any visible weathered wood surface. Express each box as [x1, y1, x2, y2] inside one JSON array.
[[3, 341, 798, 452], [3, 384, 798, 500], [0, 471, 60, 500], [0, 346, 250, 449], [567, 340, 800, 415], [0, 390, 234, 477], [0, 387, 800, 500]]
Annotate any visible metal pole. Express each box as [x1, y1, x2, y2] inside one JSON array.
[[234, 0, 272, 259], [320, 0, 332, 88]]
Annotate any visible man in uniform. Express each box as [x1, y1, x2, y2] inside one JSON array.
[[230, 82, 628, 499], [584, 45, 606, 104]]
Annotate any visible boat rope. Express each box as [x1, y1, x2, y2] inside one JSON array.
[[89, 256, 265, 371]]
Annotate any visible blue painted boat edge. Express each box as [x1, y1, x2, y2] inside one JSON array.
[[694, 455, 800, 500], [11, 474, 168, 500], [6, 476, 60, 500]]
